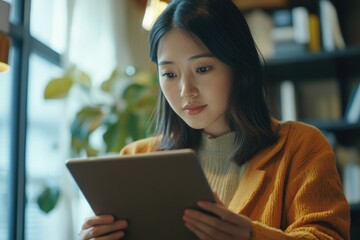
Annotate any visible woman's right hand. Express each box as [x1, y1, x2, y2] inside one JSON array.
[[79, 215, 128, 240]]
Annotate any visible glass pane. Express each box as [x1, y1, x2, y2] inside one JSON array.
[[25, 53, 67, 240], [30, 0, 67, 53], [5, 0, 24, 24], [0, 50, 13, 240]]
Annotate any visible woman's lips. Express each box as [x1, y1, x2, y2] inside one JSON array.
[[183, 104, 207, 115]]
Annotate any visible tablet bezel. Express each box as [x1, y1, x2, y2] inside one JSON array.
[[66, 148, 216, 240]]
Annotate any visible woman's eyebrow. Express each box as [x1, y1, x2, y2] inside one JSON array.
[[158, 60, 174, 66], [158, 53, 215, 66], [189, 53, 214, 61]]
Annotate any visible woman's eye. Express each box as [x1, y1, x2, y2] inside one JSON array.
[[161, 72, 177, 79], [196, 66, 212, 74]]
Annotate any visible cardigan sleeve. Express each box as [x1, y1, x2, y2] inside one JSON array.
[[252, 123, 350, 240], [119, 136, 160, 155]]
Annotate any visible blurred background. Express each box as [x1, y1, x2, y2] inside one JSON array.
[[0, 0, 359, 239]]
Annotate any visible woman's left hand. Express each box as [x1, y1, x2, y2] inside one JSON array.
[[183, 193, 253, 240]]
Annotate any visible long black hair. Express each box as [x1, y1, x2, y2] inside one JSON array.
[[149, 0, 279, 165]]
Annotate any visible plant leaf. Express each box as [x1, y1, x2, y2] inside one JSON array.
[[122, 83, 146, 103], [103, 114, 128, 153], [73, 68, 92, 90], [71, 137, 85, 156], [132, 71, 152, 85], [86, 144, 99, 156], [37, 185, 60, 214], [128, 112, 140, 140], [101, 69, 121, 93], [71, 106, 104, 140], [44, 76, 73, 99]]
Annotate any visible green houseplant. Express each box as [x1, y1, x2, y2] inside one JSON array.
[[37, 65, 159, 213]]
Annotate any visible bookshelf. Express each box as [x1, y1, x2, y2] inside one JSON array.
[[266, 46, 360, 115], [233, 0, 287, 11], [266, 47, 360, 80], [240, 0, 360, 143], [305, 121, 360, 145], [266, 35, 360, 240], [237, 0, 360, 237], [350, 203, 360, 239]]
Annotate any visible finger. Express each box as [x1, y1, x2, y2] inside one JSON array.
[[93, 230, 125, 240], [213, 192, 225, 207], [185, 222, 216, 240], [184, 216, 234, 240], [82, 215, 115, 229], [184, 209, 247, 238], [81, 220, 127, 239], [198, 201, 251, 228]]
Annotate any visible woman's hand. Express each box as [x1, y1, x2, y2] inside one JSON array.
[[79, 215, 128, 240], [183, 194, 253, 240]]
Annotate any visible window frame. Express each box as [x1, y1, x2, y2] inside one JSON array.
[[8, 0, 62, 239]]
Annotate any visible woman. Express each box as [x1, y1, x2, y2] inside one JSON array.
[[79, 0, 350, 239]]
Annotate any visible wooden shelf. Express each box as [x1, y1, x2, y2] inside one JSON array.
[[351, 203, 360, 239], [246, 2, 360, 237], [265, 46, 360, 81], [305, 120, 360, 145], [233, 0, 288, 11], [265, 47, 360, 113], [351, 203, 360, 211], [310, 120, 360, 132]]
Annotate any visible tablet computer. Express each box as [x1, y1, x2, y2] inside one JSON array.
[[66, 148, 216, 240]]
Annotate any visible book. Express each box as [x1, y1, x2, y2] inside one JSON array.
[[292, 7, 309, 45], [308, 14, 321, 52], [319, 0, 346, 51], [273, 41, 307, 56], [280, 80, 297, 121], [343, 163, 360, 204], [345, 83, 360, 123], [337, 145, 360, 204], [271, 8, 309, 57], [244, 10, 274, 58], [272, 9, 293, 41], [297, 80, 342, 121]]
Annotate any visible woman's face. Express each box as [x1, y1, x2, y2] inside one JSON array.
[[157, 28, 233, 137]]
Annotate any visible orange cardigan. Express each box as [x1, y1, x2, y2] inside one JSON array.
[[120, 121, 350, 240]]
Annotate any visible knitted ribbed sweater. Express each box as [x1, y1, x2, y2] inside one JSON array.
[[120, 120, 350, 240], [197, 132, 246, 207]]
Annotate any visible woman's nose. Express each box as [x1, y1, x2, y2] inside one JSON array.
[[180, 78, 198, 98]]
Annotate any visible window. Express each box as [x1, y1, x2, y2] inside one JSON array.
[[1, 2, 16, 240], [3, 1, 143, 239], [0, 60, 12, 240], [25, 53, 64, 240], [30, 0, 66, 53], [4, 0, 67, 239]]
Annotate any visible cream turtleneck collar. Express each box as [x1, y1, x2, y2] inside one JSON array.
[[197, 132, 247, 207]]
